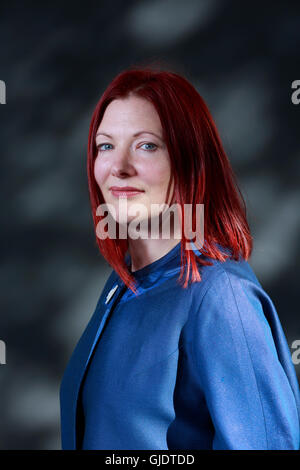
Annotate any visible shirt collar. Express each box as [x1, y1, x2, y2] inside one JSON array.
[[123, 241, 182, 291]]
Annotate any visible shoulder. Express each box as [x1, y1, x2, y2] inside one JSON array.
[[189, 254, 274, 336], [188, 254, 279, 374], [191, 252, 263, 304]]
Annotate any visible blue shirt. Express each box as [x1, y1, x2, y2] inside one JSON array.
[[60, 242, 300, 449]]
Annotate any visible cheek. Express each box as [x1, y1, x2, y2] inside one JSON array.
[[142, 161, 171, 187], [94, 157, 107, 186]]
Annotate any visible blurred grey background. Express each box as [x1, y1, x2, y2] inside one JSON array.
[[0, 0, 299, 450]]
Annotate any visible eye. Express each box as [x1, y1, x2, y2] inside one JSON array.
[[96, 143, 112, 152], [140, 142, 157, 151]]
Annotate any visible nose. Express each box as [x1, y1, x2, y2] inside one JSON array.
[[111, 148, 137, 178]]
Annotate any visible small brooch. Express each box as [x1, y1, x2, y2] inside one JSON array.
[[105, 285, 118, 305]]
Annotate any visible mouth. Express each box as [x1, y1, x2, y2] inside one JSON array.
[[109, 187, 145, 198]]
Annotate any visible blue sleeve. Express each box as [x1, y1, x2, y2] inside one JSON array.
[[192, 268, 300, 450]]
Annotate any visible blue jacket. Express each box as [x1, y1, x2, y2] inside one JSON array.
[[59, 242, 300, 449]]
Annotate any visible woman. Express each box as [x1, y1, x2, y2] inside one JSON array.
[[60, 66, 300, 450]]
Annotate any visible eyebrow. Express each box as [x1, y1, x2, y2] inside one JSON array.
[[95, 130, 163, 140]]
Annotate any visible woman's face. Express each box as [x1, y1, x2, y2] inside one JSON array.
[[94, 95, 174, 229]]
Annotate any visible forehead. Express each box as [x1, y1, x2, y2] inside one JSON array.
[[97, 96, 162, 133]]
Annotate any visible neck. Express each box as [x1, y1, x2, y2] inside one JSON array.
[[128, 238, 181, 272]]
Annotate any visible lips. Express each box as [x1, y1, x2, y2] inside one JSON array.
[[110, 186, 144, 192], [109, 186, 144, 198]]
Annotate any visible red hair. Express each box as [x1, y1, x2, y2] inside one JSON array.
[[87, 64, 253, 295]]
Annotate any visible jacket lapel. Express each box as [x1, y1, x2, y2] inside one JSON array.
[[60, 279, 127, 449]]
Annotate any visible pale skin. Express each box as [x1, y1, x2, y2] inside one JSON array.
[[94, 95, 182, 272]]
